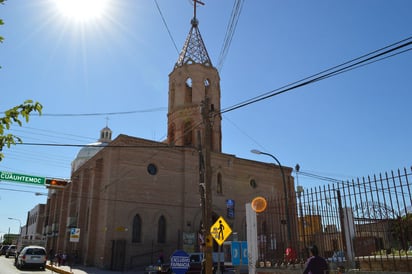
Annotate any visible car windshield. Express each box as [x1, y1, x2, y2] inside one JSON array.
[[25, 248, 46, 255]]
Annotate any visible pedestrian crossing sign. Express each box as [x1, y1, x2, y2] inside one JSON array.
[[210, 216, 232, 245]]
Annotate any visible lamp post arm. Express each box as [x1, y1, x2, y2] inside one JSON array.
[[260, 152, 286, 183], [258, 152, 292, 247]]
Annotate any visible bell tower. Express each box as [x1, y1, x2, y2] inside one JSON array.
[[167, 6, 222, 152]]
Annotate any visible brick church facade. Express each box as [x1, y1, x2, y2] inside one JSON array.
[[44, 11, 295, 270]]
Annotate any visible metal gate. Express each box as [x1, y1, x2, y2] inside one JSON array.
[[256, 167, 412, 272]]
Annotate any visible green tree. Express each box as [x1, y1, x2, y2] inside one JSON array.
[[0, 100, 43, 161]]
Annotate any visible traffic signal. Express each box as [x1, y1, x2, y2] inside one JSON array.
[[45, 178, 69, 189]]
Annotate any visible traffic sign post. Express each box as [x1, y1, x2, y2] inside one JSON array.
[[0, 171, 45, 186]]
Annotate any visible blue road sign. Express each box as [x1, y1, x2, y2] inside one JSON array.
[[241, 241, 248, 265], [170, 250, 190, 274], [231, 242, 241, 266]]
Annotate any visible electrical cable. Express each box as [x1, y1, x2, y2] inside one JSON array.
[[217, 0, 244, 72], [13, 37, 410, 119], [154, 0, 180, 55], [24, 107, 167, 117], [220, 37, 412, 114]]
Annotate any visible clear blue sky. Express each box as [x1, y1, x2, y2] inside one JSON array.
[[1, 0, 411, 238]]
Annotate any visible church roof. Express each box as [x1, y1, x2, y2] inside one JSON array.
[[175, 18, 212, 68]]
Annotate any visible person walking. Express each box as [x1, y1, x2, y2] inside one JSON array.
[[302, 245, 329, 274], [48, 248, 55, 266]]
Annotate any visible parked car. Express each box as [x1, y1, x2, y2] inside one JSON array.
[[188, 252, 225, 274], [16, 245, 47, 270], [5, 245, 16, 258], [0, 245, 10, 256], [145, 262, 170, 274]]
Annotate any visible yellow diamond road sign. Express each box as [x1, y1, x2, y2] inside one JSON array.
[[210, 216, 232, 245]]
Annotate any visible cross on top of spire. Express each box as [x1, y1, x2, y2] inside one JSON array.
[[192, 0, 205, 26]]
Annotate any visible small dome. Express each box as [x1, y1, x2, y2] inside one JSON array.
[[76, 142, 107, 159], [72, 126, 112, 172]]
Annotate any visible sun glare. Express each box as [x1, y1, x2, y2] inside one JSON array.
[[53, 0, 110, 22]]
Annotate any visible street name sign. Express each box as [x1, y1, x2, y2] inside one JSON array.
[[0, 171, 45, 186], [210, 216, 232, 245]]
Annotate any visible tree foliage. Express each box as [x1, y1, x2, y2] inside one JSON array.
[[0, 0, 5, 44], [0, 100, 43, 161]]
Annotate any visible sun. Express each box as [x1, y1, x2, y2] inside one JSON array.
[[53, 0, 110, 22]]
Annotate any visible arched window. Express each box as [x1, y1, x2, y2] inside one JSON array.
[[204, 78, 210, 87], [183, 121, 193, 146], [132, 214, 142, 243], [217, 173, 222, 194], [185, 78, 192, 104], [158, 215, 166, 243], [204, 78, 210, 96]]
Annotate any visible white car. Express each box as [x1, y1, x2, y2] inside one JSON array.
[[16, 245, 47, 270]]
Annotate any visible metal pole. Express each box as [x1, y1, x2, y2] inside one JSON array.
[[251, 150, 292, 247], [8, 217, 22, 245]]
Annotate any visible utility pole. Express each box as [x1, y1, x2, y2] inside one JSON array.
[[199, 97, 213, 274]]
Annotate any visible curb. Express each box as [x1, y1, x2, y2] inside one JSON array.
[[46, 264, 73, 274]]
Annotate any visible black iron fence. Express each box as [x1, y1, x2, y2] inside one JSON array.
[[256, 166, 412, 272]]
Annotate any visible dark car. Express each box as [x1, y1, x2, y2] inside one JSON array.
[[145, 263, 170, 274], [187, 252, 225, 274], [0, 245, 10, 256], [5, 245, 16, 258]]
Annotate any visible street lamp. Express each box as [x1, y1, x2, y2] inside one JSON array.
[[8, 217, 22, 246], [251, 149, 292, 247], [8, 217, 22, 230]]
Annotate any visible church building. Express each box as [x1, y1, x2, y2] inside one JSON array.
[[43, 9, 296, 270]]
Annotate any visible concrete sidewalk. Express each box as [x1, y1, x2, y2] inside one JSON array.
[[46, 263, 144, 274]]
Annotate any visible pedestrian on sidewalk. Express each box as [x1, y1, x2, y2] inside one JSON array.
[[62, 251, 67, 266], [302, 245, 329, 274], [48, 248, 55, 266]]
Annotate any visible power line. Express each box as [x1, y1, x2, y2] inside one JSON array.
[[220, 36, 412, 114], [18, 37, 411, 119], [217, 0, 244, 72], [154, 0, 180, 54], [23, 107, 167, 117], [17, 142, 190, 149]]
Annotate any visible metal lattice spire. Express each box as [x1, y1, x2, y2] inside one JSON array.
[[175, 10, 212, 68]]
